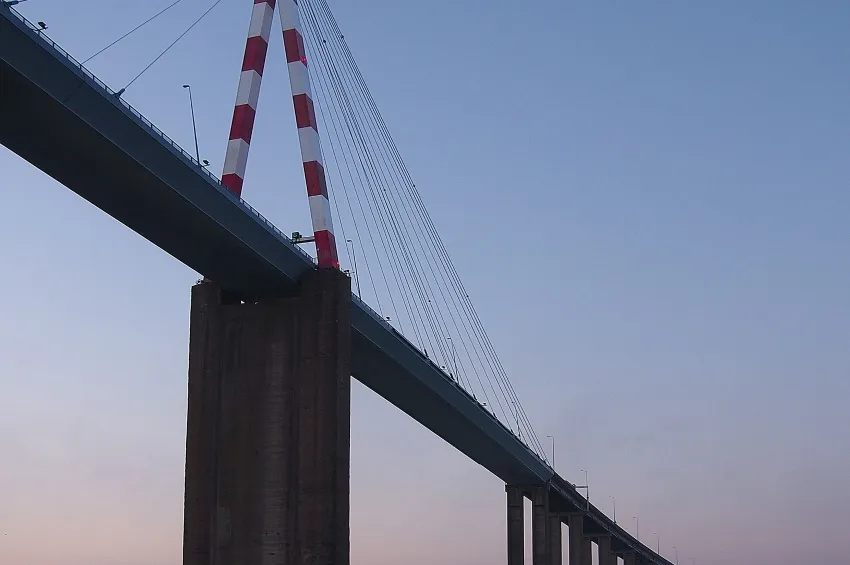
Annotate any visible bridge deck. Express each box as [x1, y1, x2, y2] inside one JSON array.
[[0, 5, 668, 563]]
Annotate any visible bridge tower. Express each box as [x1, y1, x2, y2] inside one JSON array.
[[183, 1, 348, 565]]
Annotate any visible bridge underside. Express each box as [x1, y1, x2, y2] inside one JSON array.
[[0, 50, 306, 296]]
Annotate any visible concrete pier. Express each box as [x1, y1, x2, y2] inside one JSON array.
[[506, 486, 525, 565], [182, 270, 351, 565], [568, 514, 584, 565], [548, 513, 562, 565], [598, 536, 615, 565], [532, 488, 549, 565], [581, 536, 592, 565]]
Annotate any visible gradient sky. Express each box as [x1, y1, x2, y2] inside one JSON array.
[[1, 1, 849, 564]]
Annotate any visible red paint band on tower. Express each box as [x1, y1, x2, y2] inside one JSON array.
[[221, 0, 276, 197], [278, 0, 339, 269]]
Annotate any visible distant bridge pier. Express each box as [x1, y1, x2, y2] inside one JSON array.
[[532, 487, 549, 565], [548, 510, 562, 565], [182, 270, 351, 565], [507, 485, 565, 565], [581, 535, 593, 565], [506, 486, 525, 565], [567, 513, 586, 565], [597, 535, 616, 565]]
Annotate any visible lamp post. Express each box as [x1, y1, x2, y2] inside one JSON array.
[[654, 533, 660, 554], [577, 469, 589, 510], [182, 84, 201, 165], [673, 546, 679, 565], [610, 496, 616, 523], [633, 516, 639, 540], [545, 435, 555, 468]]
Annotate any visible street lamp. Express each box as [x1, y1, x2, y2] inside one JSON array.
[[345, 239, 360, 296], [654, 533, 660, 554], [545, 435, 555, 468], [633, 516, 639, 540], [182, 84, 201, 165], [673, 546, 679, 565], [577, 469, 589, 510], [610, 496, 616, 523]]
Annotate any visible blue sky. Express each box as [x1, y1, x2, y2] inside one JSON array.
[[1, 1, 849, 564]]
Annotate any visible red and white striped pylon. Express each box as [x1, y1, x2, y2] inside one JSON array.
[[222, 0, 339, 268], [221, 0, 276, 197], [278, 0, 339, 269]]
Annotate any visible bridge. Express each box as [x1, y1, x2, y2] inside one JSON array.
[[1, 2, 676, 564]]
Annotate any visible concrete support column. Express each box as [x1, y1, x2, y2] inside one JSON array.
[[506, 486, 525, 565], [597, 536, 616, 565], [567, 514, 583, 565], [548, 513, 562, 565], [532, 487, 549, 565], [182, 270, 351, 565], [581, 537, 592, 565]]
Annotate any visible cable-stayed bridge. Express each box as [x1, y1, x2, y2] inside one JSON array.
[[0, 2, 676, 564]]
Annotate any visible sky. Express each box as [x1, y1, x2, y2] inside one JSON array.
[[1, 1, 849, 564]]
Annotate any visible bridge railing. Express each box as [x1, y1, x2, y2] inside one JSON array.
[[3, 3, 318, 269]]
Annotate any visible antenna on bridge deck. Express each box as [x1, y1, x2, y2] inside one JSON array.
[[221, 0, 340, 269]]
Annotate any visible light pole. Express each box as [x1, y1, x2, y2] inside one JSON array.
[[182, 85, 201, 165], [673, 546, 679, 565], [654, 533, 660, 554], [545, 435, 555, 468], [633, 516, 639, 540], [345, 239, 360, 296], [610, 496, 616, 523], [577, 469, 589, 510]]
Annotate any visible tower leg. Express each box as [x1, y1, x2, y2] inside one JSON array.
[[182, 270, 351, 565]]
